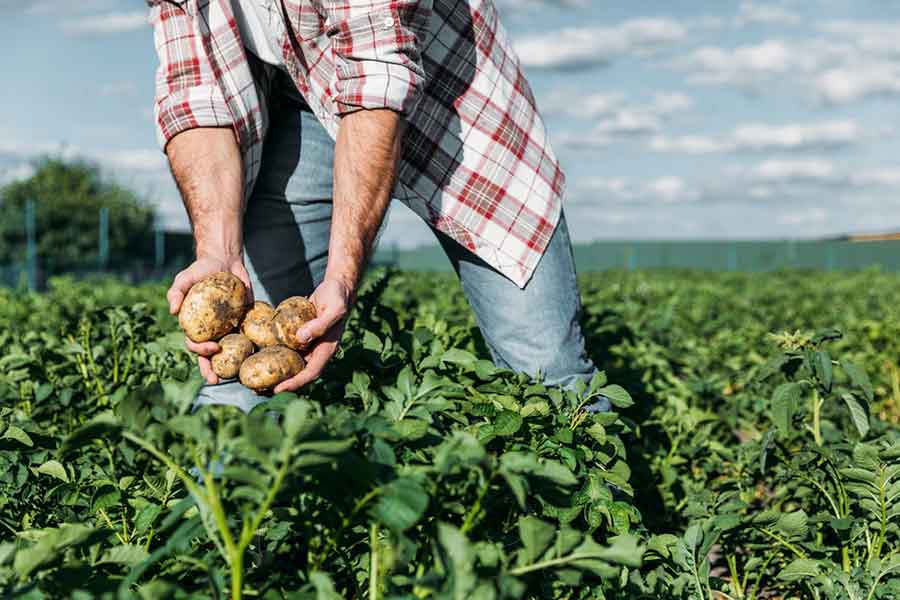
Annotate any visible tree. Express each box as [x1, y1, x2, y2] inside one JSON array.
[[0, 158, 156, 273]]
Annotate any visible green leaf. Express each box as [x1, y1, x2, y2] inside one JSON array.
[[37, 460, 69, 483], [771, 382, 802, 435], [518, 516, 556, 564], [283, 401, 315, 439], [598, 385, 633, 408], [166, 415, 211, 443], [60, 416, 121, 455], [134, 504, 162, 534], [778, 558, 821, 582], [2, 425, 33, 447], [14, 523, 96, 577], [294, 438, 354, 455], [683, 523, 703, 550], [815, 351, 833, 391], [97, 544, 149, 566], [442, 348, 478, 367], [244, 413, 283, 449], [493, 410, 523, 436], [775, 511, 808, 538], [389, 419, 429, 441], [438, 523, 477, 600], [843, 361, 874, 402], [500, 451, 578, 486], [370, 477, 429, 532], [310, 572, 343, 600], [841, 393, 870, 438]]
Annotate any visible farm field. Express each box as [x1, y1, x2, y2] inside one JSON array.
[[1, 269, 899, 599]]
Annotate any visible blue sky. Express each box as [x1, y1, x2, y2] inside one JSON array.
[[2, 0, 900, 246]]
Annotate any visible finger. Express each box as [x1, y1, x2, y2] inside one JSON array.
[[198, 356, 219, 385], [232, 263, 255, 305], [273, 342, 335, 393], [167, 286, 185, 315], [168, 269, 195, 314], [185, 337, 220, 357], [297, 306, 345, 346]]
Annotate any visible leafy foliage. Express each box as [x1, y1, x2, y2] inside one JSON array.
[[0, 158, 155, 272], [1, 268, 899, 599]]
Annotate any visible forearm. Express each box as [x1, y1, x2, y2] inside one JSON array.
[[326, 109, 404, 295], [166, 127, 244, 259]]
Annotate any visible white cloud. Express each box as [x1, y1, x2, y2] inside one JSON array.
[[25, 0, 116, 15], [97, 149, 167, 172], [651, 120, 863, 154], [815, 64, 900, 104], [576, 175, 698, 203], [749, 158, 838, 182], [679, 40, 801, 85], [0, 163, 36, 185], [63, 10, 147, 35], [852, 167, 900, 187], [100, 81, 138, 97], [818, 21, 900, 57], [735, 1, 801, 26], [551, 91, 693, 147], [515, 18, 687, 71], [495, 0, 587, 10], [649, 135, 729, 154]]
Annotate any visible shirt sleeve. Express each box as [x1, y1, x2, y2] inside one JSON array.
[[147, 1, 235, 150], [323, 0, 432, 117]]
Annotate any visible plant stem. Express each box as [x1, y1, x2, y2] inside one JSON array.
[[726, 555, 743, 598], [232, 549, 244, 600], [461, 473, 493, 533], [811, 388, 822, 445], [757, 527, 806, 559], [369, 522, 380, 600]]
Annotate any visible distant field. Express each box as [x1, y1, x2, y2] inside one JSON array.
[[374, 239, 900, 272]]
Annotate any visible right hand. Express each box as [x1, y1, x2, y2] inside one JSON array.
[[168, 254, 254, 385]]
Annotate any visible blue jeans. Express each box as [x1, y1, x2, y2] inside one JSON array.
[[196, 77, 605, 413]]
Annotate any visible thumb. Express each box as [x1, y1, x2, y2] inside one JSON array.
[[232, 263, 255, 304], [297, 305, 342, 344]]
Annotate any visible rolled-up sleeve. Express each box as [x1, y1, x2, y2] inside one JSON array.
[[148, 1, 235, 150], [325, 0, 432, 117]]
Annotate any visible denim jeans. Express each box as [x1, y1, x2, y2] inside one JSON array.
[[196, 76, 606, 413]]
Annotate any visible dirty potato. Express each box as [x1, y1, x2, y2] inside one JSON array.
[[179, 272, 249, 342], [239, 346, 306, 391], [273, 296, 317, 350], [241, 301, 278, 347], [211, 334, 255, 379]]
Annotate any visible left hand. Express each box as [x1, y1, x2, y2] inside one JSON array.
[[273, 278, 353, 393]]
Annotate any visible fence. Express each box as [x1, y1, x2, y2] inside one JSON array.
[[373, 239, 900, 273], [1, 200, 195, 289], [5, 197, 900, 290]]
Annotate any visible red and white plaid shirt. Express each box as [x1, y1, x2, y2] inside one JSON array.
[[148, 0, 564, 287]]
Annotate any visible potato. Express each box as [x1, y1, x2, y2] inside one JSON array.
[[273, 296, 317, 350], [275, 296, 317, 320], [211, 334, 255, 379], [179, 272, 249, 342], [239, 345, 306, 391], [241, 301, 278, 347]]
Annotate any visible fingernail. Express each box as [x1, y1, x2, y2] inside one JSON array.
[[298, 330, 311, 344]]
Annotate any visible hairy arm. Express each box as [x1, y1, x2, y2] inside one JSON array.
[[273, 108, 403, 392], [328, 109, 404, 292], [165, 127, 254, 385]]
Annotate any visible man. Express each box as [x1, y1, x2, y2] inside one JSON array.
[[149, 0, 608, 413]]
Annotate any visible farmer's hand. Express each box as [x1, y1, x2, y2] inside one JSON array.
[[274, 278, 352, 393], [168, 254, 254, 385]]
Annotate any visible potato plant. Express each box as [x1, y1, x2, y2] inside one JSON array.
[[1, 269, 899, 599]]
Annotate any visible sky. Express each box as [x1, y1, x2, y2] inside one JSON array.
[[2, 0, 900, 247]]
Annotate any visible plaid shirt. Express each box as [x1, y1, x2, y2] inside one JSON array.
[[148, 0, 564, 287]]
